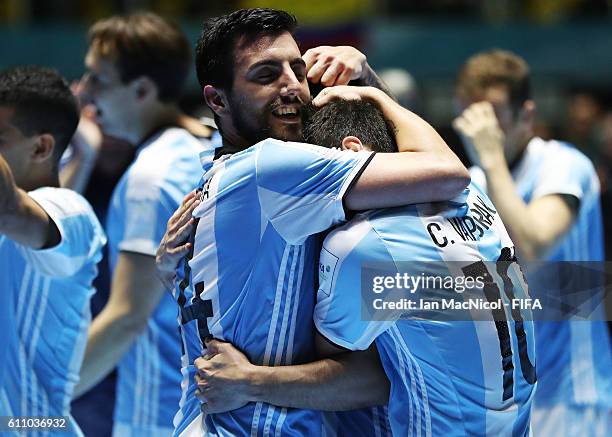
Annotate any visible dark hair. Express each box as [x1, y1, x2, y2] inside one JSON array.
[[303, 100, 397, 153], [0, 65, 78, 160], [88, 12, 191, 102], [457, 49, 531, 113], [195, 8, 297, 90]]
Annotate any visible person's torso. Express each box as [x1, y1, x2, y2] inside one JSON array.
[[470, 137, 612, 408], [107, 127, 210, 431], [317, 183, 537, 436], [0, 188, 104, 436]]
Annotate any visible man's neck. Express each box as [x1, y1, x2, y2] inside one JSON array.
[[132, 104, 184, 146]]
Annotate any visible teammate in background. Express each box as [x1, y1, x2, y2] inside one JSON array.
[[191, 95, 537, 436], [0, 66, 106, 435], [453, 49, 612, 435], [155, 8, 469, 436], [73, 12, 213, 437]]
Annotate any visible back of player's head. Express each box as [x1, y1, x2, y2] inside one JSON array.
[[88, 12, 191, 103], [456, 49, 531, 113], [303, 100, 397, 153], [0, 65, 78, 160], [195, 8, 298, 91]]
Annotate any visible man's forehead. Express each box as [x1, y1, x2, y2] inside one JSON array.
[[234, 32, 301, 68]]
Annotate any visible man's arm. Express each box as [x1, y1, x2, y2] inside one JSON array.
[[74, 251, 165, 397], [313, 86, 470, 211], [194, 334, 389, 413], [453, 102, 576, 260], [0, 154, 60, 249]]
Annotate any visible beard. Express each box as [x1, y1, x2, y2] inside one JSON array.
[[228, 94, 306, 145]]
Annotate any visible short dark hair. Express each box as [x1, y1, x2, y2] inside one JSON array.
[[303, 100, 397, 153], [88, 12, 191, 102], [456, 49, 531, 113], [0, 65, 79, 160], [195, 8, 297, 91]]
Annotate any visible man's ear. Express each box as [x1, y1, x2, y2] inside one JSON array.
[[204, 85, 229, 117], [519, 99, 536, 125], [31, 133, 55, 163], [341, 136, 365, 152], [131, 76, 157, 101]]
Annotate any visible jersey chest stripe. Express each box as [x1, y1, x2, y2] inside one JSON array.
[[16, 264, 32, 328], [274, 407, 288, 437], [28, 276, 50, 366], [391, 325, 432, 437], [390, 332, 414, 436], [21, 270, 41, 342], [285, 245, 306, 364], [273, 246, 300, 366], [252, 245, 292, 437], [265, 247, 300, 435], [29, 277, 51, 420]]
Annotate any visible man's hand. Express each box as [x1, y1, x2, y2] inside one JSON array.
[[303, 46, 368, 87], [194, 339, 255, 414], [155, 191, 200, 289], [453, 101, 505, 169], [312, 85, 380, 107]]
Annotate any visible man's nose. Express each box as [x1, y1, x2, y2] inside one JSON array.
[[279, 66, 301, 97]]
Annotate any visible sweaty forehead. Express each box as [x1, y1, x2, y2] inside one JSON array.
[[233, 32, 301, 71]]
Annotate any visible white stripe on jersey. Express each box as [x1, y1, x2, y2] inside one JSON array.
[[274, 407, 288, 437], [16, 264, 32, 329], [251, 245, 292, 437], [389, 325, 432, 437], [285, 246, 305, 363], [264, 246, 301, 436]]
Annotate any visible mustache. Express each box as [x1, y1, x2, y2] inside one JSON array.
[[269, 95, 306, 112]]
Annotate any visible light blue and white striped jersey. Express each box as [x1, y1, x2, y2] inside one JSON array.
[[315, 183, 537, 437], [470, 137, 612, 408], [173, 138, 374, 437], [0, 187, 105, 436], [106, 127, 211, 437]]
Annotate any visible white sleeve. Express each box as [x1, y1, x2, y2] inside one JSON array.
[[255, 139, 374, 244], [18, 188, 106, 277]]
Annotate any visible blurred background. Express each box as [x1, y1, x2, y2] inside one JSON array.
[[1, 1, 611, 435]]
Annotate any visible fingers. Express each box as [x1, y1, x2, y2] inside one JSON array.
[[182, 190, 197, 205], [302, 47, 320, 71], [307, 57, 330, 84], [335, 67, 354, 86], [320, 62, 345, 87]]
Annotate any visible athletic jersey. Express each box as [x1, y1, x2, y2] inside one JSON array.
[[106, 127, 211, 436], [315, 183, 537, 437], [0, 187, 105, 436], [173, 139, 373, 436], [470, 137, 612, 408]]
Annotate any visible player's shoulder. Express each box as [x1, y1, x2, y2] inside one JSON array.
[[530, 137, 595, 172], [323, 213, 381, 259], [29, 187, 97, 219], [253, 138, 347, 162]]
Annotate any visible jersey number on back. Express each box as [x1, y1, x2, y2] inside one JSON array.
[[462, 247, 537, 401]]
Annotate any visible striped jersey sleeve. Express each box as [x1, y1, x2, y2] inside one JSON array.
[[17, 187, 106, 277], [255, 139, 374, 244], [314, 215, 395, 350]]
